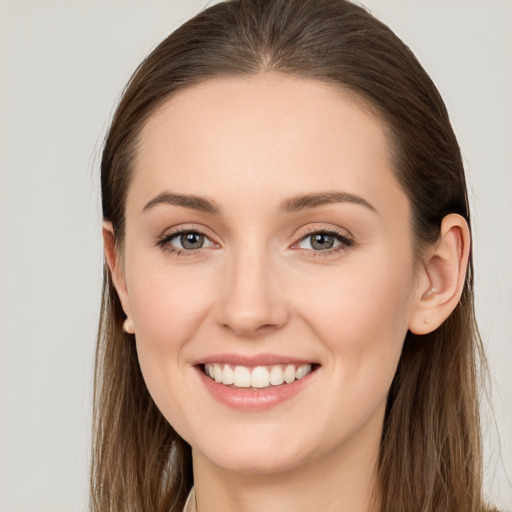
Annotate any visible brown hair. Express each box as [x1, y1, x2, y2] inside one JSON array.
[[92, 1, 494, 511]]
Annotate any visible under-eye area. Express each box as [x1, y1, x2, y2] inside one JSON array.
[[201, 363, 320, 389]]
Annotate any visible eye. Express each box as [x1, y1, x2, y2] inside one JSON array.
[[175, 232, 208, 250], [296, 230, 353, 252], [159, 230, 215, 253]]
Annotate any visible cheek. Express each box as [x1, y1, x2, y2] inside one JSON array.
[[124, 257, 216, 417], [288, 254, 415, 444], [297, 251, 415, 378], [127, 259, 214, 346]]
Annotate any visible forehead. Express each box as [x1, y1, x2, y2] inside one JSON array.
[[129, 72, 406, 220]]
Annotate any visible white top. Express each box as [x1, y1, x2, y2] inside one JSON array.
[[183, 487, 196, 512]]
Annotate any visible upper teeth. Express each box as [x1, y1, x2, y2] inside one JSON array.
[[204, 363, 312, 388]]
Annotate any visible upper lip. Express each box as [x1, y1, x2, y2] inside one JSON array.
[[192, 353, 318, 367]]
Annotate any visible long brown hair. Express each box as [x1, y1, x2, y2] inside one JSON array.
[[92, 1, 494, 510]]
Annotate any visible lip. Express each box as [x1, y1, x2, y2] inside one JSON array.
[[193, 352, 317, 367], [194, 357, 319, 411]]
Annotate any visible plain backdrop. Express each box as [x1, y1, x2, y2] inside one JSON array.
[[0, 1, 510, 511]]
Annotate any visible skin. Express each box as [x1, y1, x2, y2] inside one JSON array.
[[104, 73, 470, 512]]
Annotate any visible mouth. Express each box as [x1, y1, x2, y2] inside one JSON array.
[[201, 362, 317, 390], [195, 356, 320, 409]]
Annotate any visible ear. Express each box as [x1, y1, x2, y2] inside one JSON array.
[[102, 221, 135, 334], [408, 214, 470, 335]]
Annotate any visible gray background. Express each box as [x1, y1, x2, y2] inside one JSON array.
[[0, 1, 510, 510]]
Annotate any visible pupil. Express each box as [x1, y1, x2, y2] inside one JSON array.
[[312, 233, 334, 250], [181, 232, 204, 249]]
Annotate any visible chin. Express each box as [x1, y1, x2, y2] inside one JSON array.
[[203, 449, 309, 476], [190, 426, 322, 476]]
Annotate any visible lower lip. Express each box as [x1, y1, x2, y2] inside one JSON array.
[[196, 367, 318, 410]]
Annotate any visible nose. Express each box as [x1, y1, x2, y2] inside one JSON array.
[[215, 244, 290, 338]]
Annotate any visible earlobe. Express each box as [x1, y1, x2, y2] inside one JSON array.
[[102, 222, 135, 333], [408, 214, 470, 335]]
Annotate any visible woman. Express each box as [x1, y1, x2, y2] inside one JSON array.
[[92, 0, 497, 511]]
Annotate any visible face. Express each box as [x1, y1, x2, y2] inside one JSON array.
[[114, 73, 422, 475]]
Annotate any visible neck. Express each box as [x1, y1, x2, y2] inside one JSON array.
[[191, 415, 382, 512]]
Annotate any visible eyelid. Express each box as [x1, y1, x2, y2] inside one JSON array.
[[296, 224, 353, 241], [298, 224, 352, 238], [156, 223, 217, 241]]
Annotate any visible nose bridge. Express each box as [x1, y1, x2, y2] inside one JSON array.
[[216, 239, 289, 336]]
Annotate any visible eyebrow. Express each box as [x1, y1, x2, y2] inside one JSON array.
[[142, 192, 221, 214], [280, 191, 377, 214], [141, 190, 376, 215]]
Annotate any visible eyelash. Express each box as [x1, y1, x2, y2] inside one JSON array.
[[295, 227, 354, 257], [156, 227, 354, 258], [156, 229, 213, 258]]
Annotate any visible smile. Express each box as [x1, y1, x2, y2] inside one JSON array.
[[204, 363, 313, 389]]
